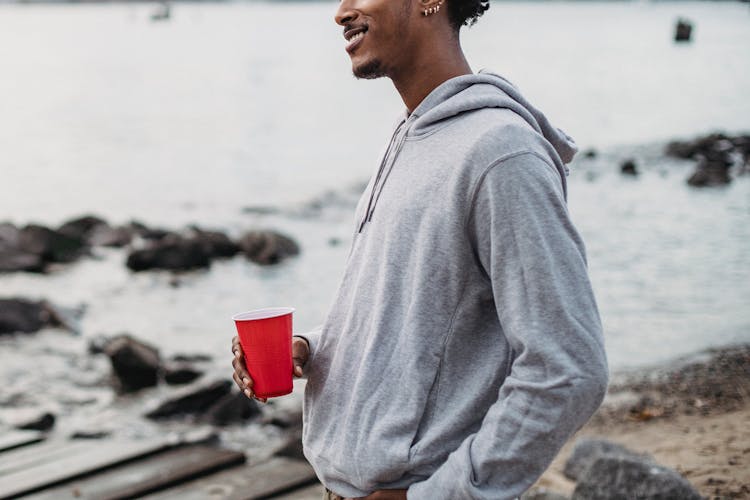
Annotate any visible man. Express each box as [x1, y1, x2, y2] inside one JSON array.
[[232, 0, 609, 497]]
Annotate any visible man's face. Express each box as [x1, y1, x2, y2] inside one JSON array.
[[334, 0, 416, 79]]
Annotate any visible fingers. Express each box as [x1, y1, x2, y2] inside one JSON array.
[[231, 337, 267, 403], [292, 337, 309, 379]]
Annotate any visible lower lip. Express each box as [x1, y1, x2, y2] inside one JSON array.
[[346, 32, 366, 54]]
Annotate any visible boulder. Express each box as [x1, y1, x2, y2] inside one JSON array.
[[0, 299, 64, 334], [189, 227, 240, 258], [0, 249, 45, 273], [620, 159, 638, 176], [15, 412, 55, 432], [163, 363, 204, 385], [128, 221, 172, 241], [687, 155, 732, 187], [126, 235, 211, 272], [145, 380, 233, 419], [582, 148, 597, 159], [674, 18, 692, 43], [18, 224, 86, 264], [57, 215, 108, 241], [0, 223, 45, 272], [564, 438, 652, 481], [172, 353, 212, 363], [103, 334, 161, 391], [572, 455, 701, 500], [238, 230, 300, 265], [202, 391, 262, 426], [88, 225, 134, 247]]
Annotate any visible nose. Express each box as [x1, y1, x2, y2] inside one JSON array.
[[335, 0, 358, 26]]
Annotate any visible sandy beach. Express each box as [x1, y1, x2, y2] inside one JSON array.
[[532, 345, 750, 499]]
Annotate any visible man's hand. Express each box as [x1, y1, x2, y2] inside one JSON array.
[[292, 335, 310, 378], [346, 489, 408, 500], [231, 335, 310, 403]]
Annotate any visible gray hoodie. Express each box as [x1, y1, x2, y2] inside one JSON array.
[[296, 69, 608, 499]]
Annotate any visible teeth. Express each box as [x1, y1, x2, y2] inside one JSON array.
[[348, 31, 364, 43]]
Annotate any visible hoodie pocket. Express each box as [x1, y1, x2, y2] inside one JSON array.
[[318, 344, 443, 490]]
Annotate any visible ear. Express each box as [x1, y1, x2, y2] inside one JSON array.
[[419, 0, 444, 16]]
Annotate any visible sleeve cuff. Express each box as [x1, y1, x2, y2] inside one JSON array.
[[293, 325, 322, 379]]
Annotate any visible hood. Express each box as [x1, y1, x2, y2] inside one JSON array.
[[406, 69, 578, 170], [358, 69, 577, 233]]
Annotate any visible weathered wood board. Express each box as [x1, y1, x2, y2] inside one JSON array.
[[0, 438, 173, 498], [142, 456, 318, 500], [25, 444, 246, 500], [0, 430, 44, 453]]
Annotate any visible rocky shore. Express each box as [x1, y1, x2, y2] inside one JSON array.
[[530, 344, 750, 499]]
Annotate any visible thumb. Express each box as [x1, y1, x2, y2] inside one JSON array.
[[293, 360, 304, 378]]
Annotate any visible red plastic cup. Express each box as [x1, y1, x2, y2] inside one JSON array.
[[232, 307, 295, 399]]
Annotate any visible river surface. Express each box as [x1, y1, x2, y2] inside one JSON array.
[[0, 0, 749, 416]]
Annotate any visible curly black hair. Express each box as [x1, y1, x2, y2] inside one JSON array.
[[446, 0, 490, 31]]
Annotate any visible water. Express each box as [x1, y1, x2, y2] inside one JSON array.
[[1, 1, 749, 382]]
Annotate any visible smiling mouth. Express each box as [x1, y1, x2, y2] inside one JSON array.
[[344, 27, 368, 54]]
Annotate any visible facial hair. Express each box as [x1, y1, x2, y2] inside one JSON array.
[[352, 0, 413, 80]]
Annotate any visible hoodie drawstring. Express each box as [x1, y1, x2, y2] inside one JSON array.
[[358, 117, 409, 233]]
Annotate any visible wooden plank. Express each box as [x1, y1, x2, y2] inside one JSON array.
[[0, 440, 91, 476], [142, 456, 318, 500], [270, 482, 325, 500], [0, 438, 172, 499], [0, 430, 44, 453], [26, 445, 246, 500]]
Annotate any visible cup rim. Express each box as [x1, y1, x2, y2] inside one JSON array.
[[232, 307, 295, 322]]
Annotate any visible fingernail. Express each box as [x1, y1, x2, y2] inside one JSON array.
[[243, 378, 249, 385], [245, 389, 253, 398]]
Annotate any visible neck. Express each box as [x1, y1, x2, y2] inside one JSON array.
[[390, 32, 473, 115]]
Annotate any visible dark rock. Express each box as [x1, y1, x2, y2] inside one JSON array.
[[521, 488, 569, 500], [328, 237, 341, 247], [71, 429, 111, 439], [126, 235, 211, 272], [172, 353, 212, 363], [0, 299, 64, 334], [238, 230, 300, 265], [273, 428, 305, 461], [103, 334, 161, 391], [202, 390, 262, 426], [57, 215, 108, 241], [88, 225, 134, 247], [15, 412, 55, 432], [687, 155, 732, 187], [0, 222, 20, 246], [674, 18, 693, 43], [163, 363, 204, 385], [189, 227, 240, 258], [18, 224, 86, 264], [620, 159, 638, 176], [564, 438, 652, 481], [582, 148, 597, 159], [0, 249, 45, 273], [0, 223, 46, 272], [572, 455, 701, 500], [145, 379, 232, 419], [128, 221, 172, 241]]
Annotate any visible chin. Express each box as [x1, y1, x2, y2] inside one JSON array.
[[352, 58, 387, 80]]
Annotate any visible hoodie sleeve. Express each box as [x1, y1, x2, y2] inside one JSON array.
[[293, 325, 323, 380], [407, 151, 608, 500]]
